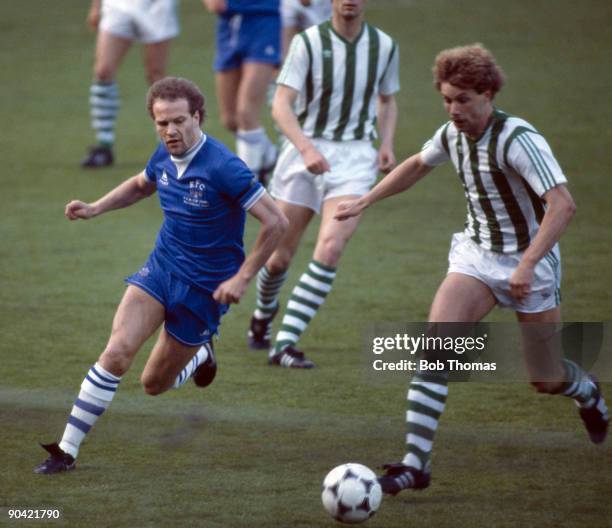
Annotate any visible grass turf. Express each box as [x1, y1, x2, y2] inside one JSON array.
[[1, 0, 611, 526]]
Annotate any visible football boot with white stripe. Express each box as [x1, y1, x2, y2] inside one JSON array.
[[193, 343, 217, 388], [268, 345, 315, 369], [378, 461, 431, 495], [578, 376, 609, 444]]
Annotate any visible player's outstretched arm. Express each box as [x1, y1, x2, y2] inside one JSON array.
[[334, 153, 433, 221], [509, 184, 576, 301], [376, 93, 398, 173], [86, 0, 101, 31], [272, 85, 330, 175], [65, 171, 157, 221], [213, 193, 289, 304]]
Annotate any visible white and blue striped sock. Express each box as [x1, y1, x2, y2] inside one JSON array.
[[173, 344, 211, 389], [59, 363, 121, 458]]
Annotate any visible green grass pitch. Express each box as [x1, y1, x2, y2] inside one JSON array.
[[1, 1, 611, 526]]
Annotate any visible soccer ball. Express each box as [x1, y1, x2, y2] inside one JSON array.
[[321, 463, 382, 524]]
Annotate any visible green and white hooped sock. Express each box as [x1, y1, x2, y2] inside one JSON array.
[[254, 266, 288, 320], [402, 370, 449, 470], [272, 260, 336, 354], [90, 81, 119, 147]]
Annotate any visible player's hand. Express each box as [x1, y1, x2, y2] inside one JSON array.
[[86, 3, 101, 31], [334, 198, 366, 221], [203, 0, 227, 14], [302, 145, 330, 175], [378, 145, 396, 173], [300, 0, 312, 6], [213, 275, 249, 305], [65, 200, 96, 220], [509, 261, 535, 301]]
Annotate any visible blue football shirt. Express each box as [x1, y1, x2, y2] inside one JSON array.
[[144, 133, 265, 293]]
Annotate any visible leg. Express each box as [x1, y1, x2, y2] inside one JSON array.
[[429, 272, 497, 322], [215, 69, 241, 133], [35, 286, 164, 472], [236, 62, 276, 130], [93, 30, 133, 82], [142, 39, 173, 85], [312, 196, 363, 267], [518, 308, 609, 444], [82, 30, 132, 167], [235, 62, 278, 180], [517, 307, 565, 393], [99, 286, 166, 375], [248, 201, 314, 349], [269, 197, 362, 365], [381, 273, 497, 493], [140, 330, 200, 395]]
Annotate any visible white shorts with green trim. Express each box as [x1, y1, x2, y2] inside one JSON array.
[[447, 231, 561, 313], [270, 138, 377, 214]]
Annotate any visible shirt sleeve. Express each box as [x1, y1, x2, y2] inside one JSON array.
[[379, 42, 400, 96], [216, 156, 265, 210], [276, 32, 310, 92], [144, 143, 166, 183], [420, 123, 451, 167], [506, 131, 567, 197]]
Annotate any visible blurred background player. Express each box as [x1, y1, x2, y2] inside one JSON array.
[[247, 0, 399, 368], [335, 44, 609, 494], [81, 0, 179, 168], [203, 0, 281, 184], [281, 0, 332, 58], [35, 77, 287, 473]]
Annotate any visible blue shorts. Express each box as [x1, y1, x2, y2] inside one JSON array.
[[125, 254, 229, 347], [214, 12, 281, 71]]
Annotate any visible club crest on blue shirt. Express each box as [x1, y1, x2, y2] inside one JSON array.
[[160, 171, 169, 186], [184, 179, 209, 208]]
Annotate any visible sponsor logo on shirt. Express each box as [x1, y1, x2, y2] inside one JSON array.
[[183, 178, 209, 208]]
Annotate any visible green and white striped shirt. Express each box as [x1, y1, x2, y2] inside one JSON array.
[[420, 110, 567, 254], [277, 20, 399, 141]]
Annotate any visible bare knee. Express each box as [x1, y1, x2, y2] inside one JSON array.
[[266, 250, 293, 275], [315, 236, 346, 268], [141, 372, 169, 396], [93, 63, 116, 84], [236, 105, 259, 131], [99, 342, 136, 377], [220, 113, 238, 133], [531, 380, 564, 394]]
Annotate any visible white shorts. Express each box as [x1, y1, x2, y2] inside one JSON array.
[[100, 0, 179, 44], [447, 232, 561, 313], [270, 139, 378, 214], [281, 0, 332, 30]]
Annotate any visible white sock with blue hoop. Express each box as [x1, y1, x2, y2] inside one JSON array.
[[59, 362, 121, 458], [173, 344, 211, 389]]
